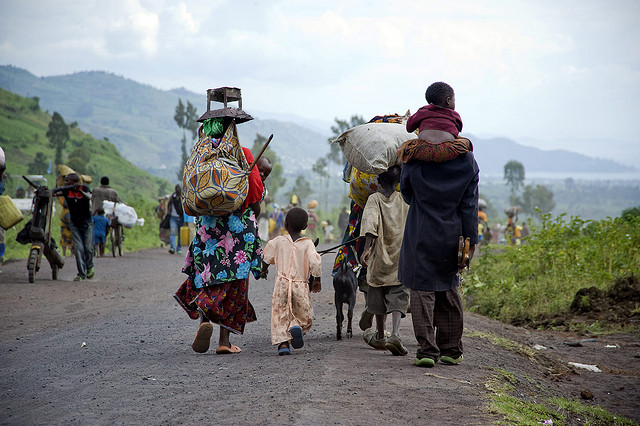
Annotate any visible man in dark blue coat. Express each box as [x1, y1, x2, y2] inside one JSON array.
[[399, 152, 479, 367]]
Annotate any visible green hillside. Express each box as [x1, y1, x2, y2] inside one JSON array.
[[0, 88, 171, 199], [1, 66, 638, 221], [0, 88, 172, 260], [0, 65, 331, 183]]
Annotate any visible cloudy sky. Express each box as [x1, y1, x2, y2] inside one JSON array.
[[1, 0, 639, 165]]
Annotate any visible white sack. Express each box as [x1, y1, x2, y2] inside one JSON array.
[[333, 123, 417, 175], [103, 201, 138, 229]]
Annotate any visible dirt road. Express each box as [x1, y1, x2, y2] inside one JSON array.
[[1, 247, 638, 425]]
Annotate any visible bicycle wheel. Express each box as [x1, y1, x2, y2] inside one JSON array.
[[28, 248, 39, 283], [111, 228, 117, 257], [117, 225, 123, 256]]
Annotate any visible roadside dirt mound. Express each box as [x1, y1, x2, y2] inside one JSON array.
[[530, 275, 640, 330]]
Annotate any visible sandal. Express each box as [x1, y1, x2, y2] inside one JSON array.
[[215, 344, 242, 354], [278, 343, 291, 356], [192, 322, 213, 353], [290, 325, 304, 349]]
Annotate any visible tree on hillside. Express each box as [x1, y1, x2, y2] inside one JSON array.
[[515, 184, 556, 216], [250, 133, 286, 196], [287, 175, 312, 205], [327, 115, 366, 165], [27, 152, 48, 175], [70, 146, 91, 164], [312, 157, 329, 210], [503, 160, 525, 195], [47, 112, 69, 166], [174, 99, 199, 181]]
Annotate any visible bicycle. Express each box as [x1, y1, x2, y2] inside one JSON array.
[[107, 214, 124, 257], [17, 176, 65, 282]]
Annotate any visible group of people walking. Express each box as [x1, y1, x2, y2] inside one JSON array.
[[172, 81, 479, 368]]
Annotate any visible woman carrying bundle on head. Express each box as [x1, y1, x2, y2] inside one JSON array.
[[174, 111, 272, 355]]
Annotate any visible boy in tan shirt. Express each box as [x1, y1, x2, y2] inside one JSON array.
[[360, 165, 410, 355]]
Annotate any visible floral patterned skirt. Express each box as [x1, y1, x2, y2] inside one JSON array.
[[174, 277, 257, 334]]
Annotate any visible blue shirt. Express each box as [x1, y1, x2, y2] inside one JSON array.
[[93, 215, 110, 237]]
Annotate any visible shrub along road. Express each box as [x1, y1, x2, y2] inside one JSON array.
[[0, 247, 638, 424]]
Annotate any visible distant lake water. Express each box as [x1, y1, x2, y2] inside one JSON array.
[[482, 171, 640, 182]]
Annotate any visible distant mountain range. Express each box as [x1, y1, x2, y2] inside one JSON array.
[[1, 65, 636, 182]]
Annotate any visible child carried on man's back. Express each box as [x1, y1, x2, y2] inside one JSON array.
[[262, 207, 322, 355]]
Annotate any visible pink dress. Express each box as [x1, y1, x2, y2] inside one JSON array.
[[263, 235, 322, 345]]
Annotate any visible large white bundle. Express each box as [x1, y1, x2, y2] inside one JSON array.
[[103, 201, 138, 229], [333, 123, 417, 174]]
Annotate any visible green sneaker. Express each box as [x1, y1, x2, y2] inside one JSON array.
[[73, 275, 85, 282], [87, 267, 95, 279], [413, 357, 435, 368], [440, 354, 464, 365]]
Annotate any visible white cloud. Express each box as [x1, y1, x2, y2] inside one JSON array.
[[0, 0, 638, 157]]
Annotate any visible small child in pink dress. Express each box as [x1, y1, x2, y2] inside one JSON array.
[[262, 207, 322, 355]]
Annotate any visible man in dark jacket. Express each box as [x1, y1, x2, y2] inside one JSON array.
[[399, 152, 479, 368]]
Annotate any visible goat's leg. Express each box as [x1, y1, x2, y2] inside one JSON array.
[[346, 308, 353, 338], [335, 295, 344, 341]]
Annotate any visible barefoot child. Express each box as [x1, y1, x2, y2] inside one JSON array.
[[360, 165, 410, 356], [262, 207, 322, 355]]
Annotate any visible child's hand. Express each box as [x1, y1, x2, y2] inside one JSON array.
[[311, 277, 321, 293], [260, 261, 270, 279]]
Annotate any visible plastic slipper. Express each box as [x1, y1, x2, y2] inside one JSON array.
[[290, 325, 304, 349], [440, 354, 463, 365], [215, 344, 242, 354], [413, 357, 435, 368], [278, 347, 291, 356], [192, 322, 213, 353]]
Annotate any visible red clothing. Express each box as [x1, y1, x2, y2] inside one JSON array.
[[406, 104, 463, 137], [241, 147, 264, 212]]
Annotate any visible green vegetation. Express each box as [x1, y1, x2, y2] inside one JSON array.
[[484, 368, 635, 425], [464, 211, 640, 328], [250, 133, 286, 197], [1, 88, 171, 260], [503, 160, 525, 195], [173, 98, 199, 181]]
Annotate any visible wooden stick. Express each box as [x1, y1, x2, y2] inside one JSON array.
[[248, 134, 274, 171]]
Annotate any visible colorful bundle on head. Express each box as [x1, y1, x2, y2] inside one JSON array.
[[203, 118, 225, 137]]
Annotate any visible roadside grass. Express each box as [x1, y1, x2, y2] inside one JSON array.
[[484, 368, 636, 425], [464, 212, 640, 329], [466, 331, 537, 361]]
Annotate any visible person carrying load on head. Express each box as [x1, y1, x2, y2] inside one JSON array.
[[174, 87, 272, 355]]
